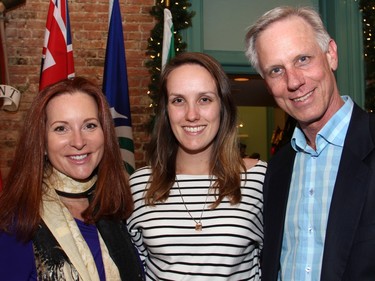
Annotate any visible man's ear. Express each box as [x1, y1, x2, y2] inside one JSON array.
[[326, 39, 338, 71]]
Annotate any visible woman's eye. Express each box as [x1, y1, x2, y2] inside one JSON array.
[[200, 97, 211, 103], [86, 123, 98, 130], [54, 126, 66, 132], [172, 97, 183, 104]]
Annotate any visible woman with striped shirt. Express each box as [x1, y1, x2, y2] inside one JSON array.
[[127, 52, 266, 280]]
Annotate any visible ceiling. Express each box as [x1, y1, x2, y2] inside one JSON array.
[[228, 74, 277, 107]]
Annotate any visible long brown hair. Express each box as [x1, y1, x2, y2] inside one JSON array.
[[146, 52, 245, 208], [0, 77, 133, 241]]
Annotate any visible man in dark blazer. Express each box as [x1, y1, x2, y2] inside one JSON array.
[[245, 6, 375, 281]]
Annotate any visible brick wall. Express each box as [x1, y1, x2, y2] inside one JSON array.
[[0, 0, 155, 181]]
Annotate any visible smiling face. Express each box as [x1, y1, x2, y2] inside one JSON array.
[[167, 64, 221, 157], [45, 92, 104, 181], [256, 16, 343, 132]]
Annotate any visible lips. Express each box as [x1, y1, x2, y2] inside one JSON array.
[[292, 90, 313, 102], [183, 125, 205, 133]]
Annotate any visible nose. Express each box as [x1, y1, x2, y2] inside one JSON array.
[[70, 130, 86, 150], [185, 103, 200, 122], [286, 68, 305, 91]]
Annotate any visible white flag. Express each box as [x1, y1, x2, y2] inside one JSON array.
[[161, 8, 175, 70]]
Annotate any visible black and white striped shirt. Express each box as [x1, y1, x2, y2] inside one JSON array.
[[127, 160, 266, 281]]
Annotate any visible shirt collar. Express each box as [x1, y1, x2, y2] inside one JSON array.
[[291, 96, 353, 153]]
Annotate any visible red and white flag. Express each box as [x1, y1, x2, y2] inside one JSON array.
[[39, 0, 74, 91]]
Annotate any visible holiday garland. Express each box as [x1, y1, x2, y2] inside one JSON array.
[[145, 0, 195, 109]]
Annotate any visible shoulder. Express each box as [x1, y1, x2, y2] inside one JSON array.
[[243, 158, 258, 170], [129, 166, 152, 194], [129, 166, 152, 181], [243, 158, 267, 171], [267, 143, 294, 168], [0, 232, 35, 279]]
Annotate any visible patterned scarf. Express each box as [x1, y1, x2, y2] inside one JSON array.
[[35, 169, 121, 281]]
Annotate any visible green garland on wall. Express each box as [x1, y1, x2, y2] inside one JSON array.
[[145, 0, 195, 109], [360, 0, 375, 111]]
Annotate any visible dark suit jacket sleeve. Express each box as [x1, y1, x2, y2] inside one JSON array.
[[321, 105, 375, 281]]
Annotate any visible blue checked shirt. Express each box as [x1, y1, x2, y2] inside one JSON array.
[[278, 96, 353, 281]]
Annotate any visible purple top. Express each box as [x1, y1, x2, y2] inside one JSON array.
[[75, 219, 106, 281], [0, 221, 106, 281], [0, 232, 37, 280]]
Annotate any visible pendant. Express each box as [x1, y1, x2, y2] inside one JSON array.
[[195, 222, 202, 231]]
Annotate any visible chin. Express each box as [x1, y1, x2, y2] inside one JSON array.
[[69, 171, 95, 181]]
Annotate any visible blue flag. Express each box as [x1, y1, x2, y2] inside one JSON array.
[[103, 0, 135, 174]]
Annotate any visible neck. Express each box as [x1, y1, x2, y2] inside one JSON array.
[[300, 93, 345, 150], [43, 168, 95, 221], [176, 149, 211, 175], [59, 196, 89, 221], [46, 168, 98, 195]]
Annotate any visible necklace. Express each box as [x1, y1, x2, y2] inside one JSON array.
[[175, 176, 211, 231]]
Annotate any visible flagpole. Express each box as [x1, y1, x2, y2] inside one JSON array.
[[165, 0, 170, 8]]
